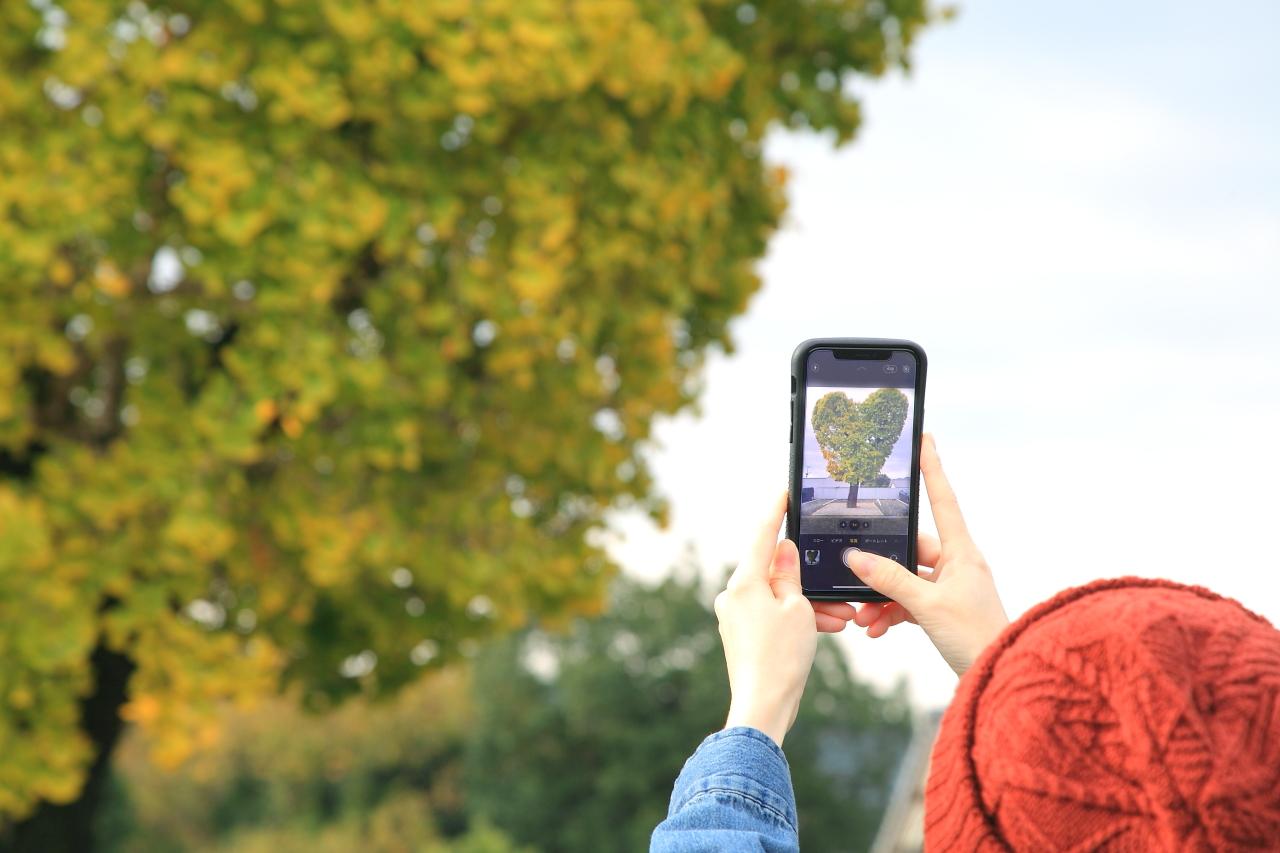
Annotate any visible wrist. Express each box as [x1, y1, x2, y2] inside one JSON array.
[[952, 616, 1010, 676], [725, 701, 792, 747]]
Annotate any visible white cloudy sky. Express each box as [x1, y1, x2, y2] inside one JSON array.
[[607, 0, 1280, 708], [802, 387, 915, 481]]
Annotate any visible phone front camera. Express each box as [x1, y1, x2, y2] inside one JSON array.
[[812, 364, 819, 372]]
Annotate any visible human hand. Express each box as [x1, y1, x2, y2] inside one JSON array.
[[844, 434, 1009, 676], [714, 491, 854, 747]]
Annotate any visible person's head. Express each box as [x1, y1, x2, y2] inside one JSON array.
[[926, 577, 1280, 851]]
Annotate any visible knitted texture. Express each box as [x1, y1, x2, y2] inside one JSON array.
[[924, 577, 1280, 851]]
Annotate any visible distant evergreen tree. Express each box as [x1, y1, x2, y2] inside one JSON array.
[[466, 574, 913, 852]]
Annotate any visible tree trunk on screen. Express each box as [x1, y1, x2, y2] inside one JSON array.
[[5, 643, 135, 853], [846, 482, 860, 508]]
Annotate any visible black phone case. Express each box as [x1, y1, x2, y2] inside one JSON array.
[[788, 338, 928, 603]]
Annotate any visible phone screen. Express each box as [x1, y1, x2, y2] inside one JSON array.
[[797, 347, 920, 593]]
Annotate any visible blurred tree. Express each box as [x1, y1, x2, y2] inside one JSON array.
[[97, 667, 529, 852], [813, 389, 909, 507], [99, 575, 909, 851], [0, 0, 929, 845], [466, 573, 912, 851]]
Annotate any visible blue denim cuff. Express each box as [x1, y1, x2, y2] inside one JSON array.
[[668, 727, 798, 833]]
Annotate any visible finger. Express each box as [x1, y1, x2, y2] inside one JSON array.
[[812, 600, 857, 622], [921, 434, 972, 547], [816, 612, 848, 633], [917, 533, 941, 569], [846, 550, 934, 612], [728, 490, 788, 589], [768, 539, 803, 599], [866, 603, 912, 638], [853, 602, 886, 628]]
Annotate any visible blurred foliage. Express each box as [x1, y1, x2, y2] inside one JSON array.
[[99, 575, 911, 851], [466, 572, 913, 851], [0, 0, 930, 823], [98, 668, 529, 852]]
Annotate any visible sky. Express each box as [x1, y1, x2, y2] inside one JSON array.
[[607, 0, 1280, 708], [802, 387, 915, 481]]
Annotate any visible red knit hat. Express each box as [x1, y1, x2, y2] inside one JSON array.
[[925, 577, 1280, 851]]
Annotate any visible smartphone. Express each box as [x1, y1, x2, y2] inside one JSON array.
[[788, 339, 927, 602]]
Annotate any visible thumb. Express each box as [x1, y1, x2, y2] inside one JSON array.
[[768, 539, 803, 599], [846, 551, 932, 611]]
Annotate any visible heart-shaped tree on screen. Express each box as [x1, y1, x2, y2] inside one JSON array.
[[812, 388, 909, 508]]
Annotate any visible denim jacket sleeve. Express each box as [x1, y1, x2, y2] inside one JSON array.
[[649, 726, 799, 853]]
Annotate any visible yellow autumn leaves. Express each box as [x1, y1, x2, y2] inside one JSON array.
[[0, 0, 928, 824]]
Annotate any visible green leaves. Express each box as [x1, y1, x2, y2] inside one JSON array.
[[812, 388, 910, 488]]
